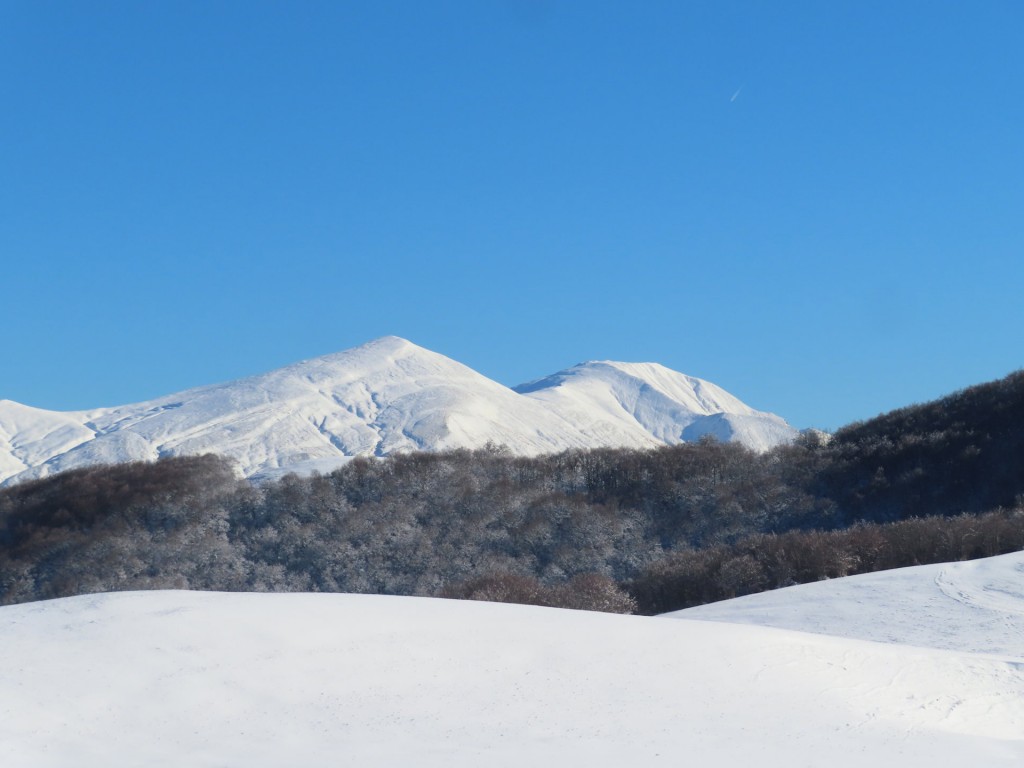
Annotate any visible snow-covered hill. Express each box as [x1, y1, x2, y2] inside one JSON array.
[[0, 336, 797, 486], [2, 553, 1022, 767], [665, 551, 1024, 656]]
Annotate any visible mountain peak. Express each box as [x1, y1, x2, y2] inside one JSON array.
[[515, 359, 742, 414], [515, 357, 791, 450], [356, 335, 417, 352], [0, 340, 797, 486], [306, 335, 421, 365]]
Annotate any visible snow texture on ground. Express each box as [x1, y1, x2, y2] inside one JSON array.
[[2, 553, 1023, 766], [667, 551, 1024, 656]]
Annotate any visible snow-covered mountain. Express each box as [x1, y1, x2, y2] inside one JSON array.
[[2, 552, 1022, 766], [516, 360, 795, 451], [0, 336, 797, 486]]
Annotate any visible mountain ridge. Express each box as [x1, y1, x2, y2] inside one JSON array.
[[0, 337, 797, 486]]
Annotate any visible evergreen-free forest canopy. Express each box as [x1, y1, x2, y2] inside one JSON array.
[[2, 369, 1023, 614]]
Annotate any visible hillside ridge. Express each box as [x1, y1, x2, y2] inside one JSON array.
[[0, 337, 797, 485]]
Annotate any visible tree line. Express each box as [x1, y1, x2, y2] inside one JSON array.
[[2, 368, 1023, 612]]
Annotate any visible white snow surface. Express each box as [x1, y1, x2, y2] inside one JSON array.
[[2, 553, 1023, 766], [666, 551, 1024, 656], [516, 359, 796, 451], [0, 336, 797, 486]]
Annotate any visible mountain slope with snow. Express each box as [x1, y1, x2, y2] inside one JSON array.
[[516, 360, 796, 451], [0, 337, 797, 486], [2, 553, 1022, 767]]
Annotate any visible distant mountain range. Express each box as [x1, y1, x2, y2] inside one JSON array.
[[0, 336, 796, 486]]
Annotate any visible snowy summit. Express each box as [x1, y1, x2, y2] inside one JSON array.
[[0, 337, 797, 485]]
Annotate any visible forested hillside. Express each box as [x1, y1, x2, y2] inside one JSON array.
[[2, 369, 1023, 613], [821, 370, 1024, 523]]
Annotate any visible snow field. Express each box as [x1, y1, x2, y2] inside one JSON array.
[[2, 553, 1023, 767]]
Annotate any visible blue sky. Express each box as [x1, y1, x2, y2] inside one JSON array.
[[2, 1, 1022, 430]]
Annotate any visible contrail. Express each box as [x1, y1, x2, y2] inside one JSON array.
[[730, 86, 742, 102]]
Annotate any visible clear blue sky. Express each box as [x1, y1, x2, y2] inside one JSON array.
[[2, 1, 1022, 430]]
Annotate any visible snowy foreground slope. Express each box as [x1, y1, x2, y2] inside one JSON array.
[[0, 336, 796, 486], [667, 550, 1024, 656], [2, 555, 1023, 767]]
